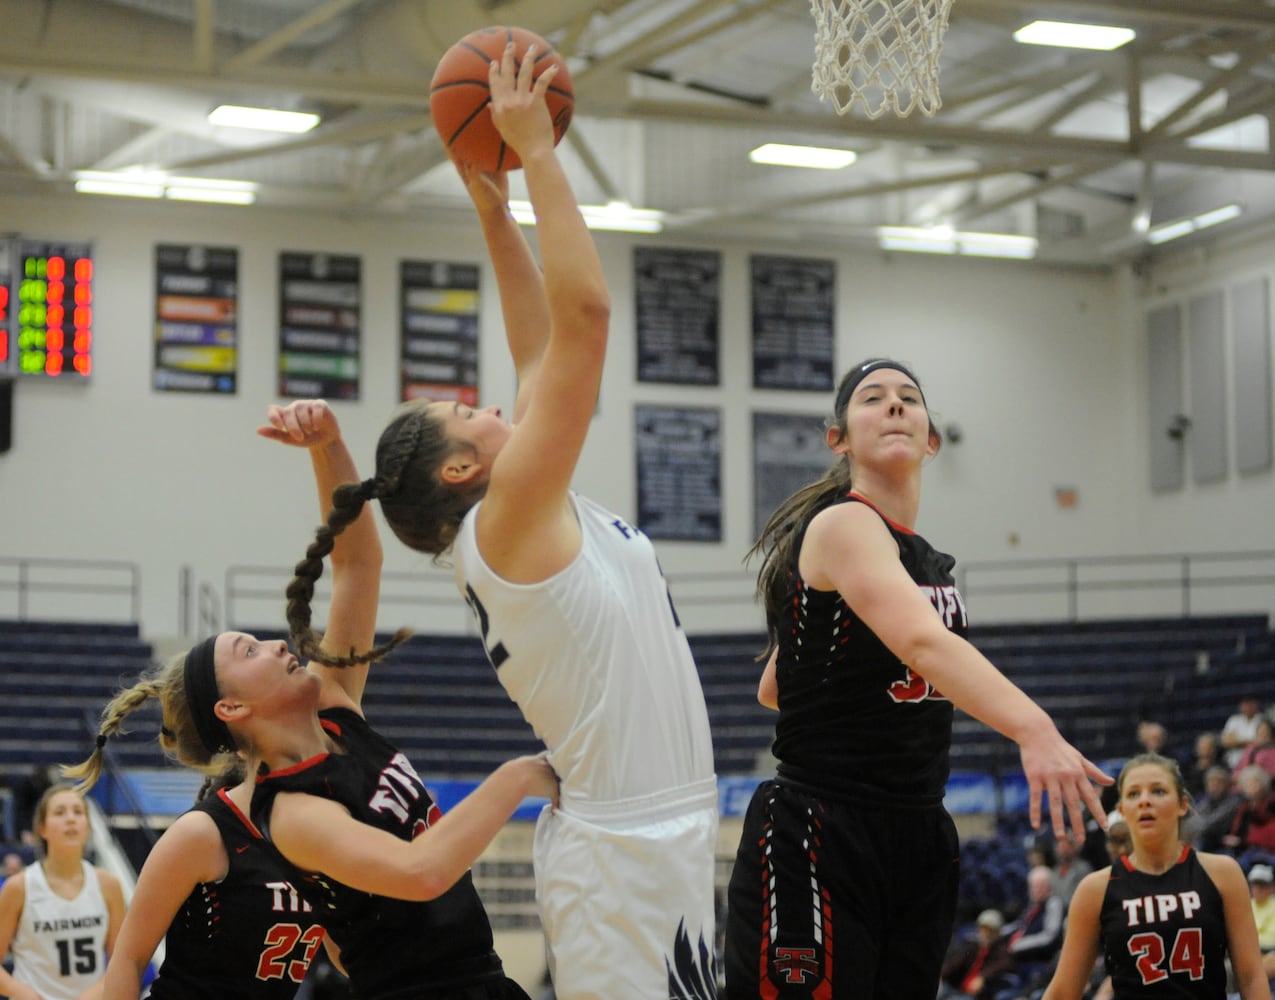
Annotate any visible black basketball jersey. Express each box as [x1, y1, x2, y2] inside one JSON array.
[[250, 707, 505, 1000], [771, 493, 967, 803], [146, 788, 324, 1000], [1099, 847, 1229, 999]]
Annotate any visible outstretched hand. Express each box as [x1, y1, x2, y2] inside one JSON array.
[[1019, 731, 1114, 842], [257, 399, 340, 449], [488, 41, 557, 162]]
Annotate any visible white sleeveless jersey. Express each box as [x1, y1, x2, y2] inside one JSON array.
[[454, 492, 716, 804], [11, 859, 110, 1000]]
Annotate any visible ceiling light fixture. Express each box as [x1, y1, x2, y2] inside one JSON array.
[[1147, 203, 1243, 245], [749, 143, 858, 169], [208, 104, 320, 133], [877, 226, 1038, 259], [510, 199, 665, 233], [1013, 20, 1135, 51], [74, 170, 257, 205]]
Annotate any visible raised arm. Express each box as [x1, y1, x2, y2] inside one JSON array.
[[456, 162, 550, 421], [268, 753, 558, 901], [804, 502, 1111, 841], [258, 399, 381, 709], [472, 44, 610, 579]]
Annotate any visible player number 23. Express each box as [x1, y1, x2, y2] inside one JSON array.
[[257, 923, 326, 983]]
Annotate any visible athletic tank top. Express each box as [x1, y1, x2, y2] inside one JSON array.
[[147, 788, 324, 999], [772, 493, 966, 804], [11, 859, 109, 1000], [1099, 847, 1229, 998], [454, 492, 715, 805], [251, 708, 505, 999]]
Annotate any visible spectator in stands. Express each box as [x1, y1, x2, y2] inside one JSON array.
[[1187, 729, 1223, 797], [1051, 834, 1092, 906], [1225, 765, 1275, 859], [0, 784, 127, 1000], [1224, 695, 1267, 768], [11, 764, 52, 851], [1134, 718, 1188, 771], [999, 865, 1066, 994], [287, 56, 718, 1000], [1248, 863, 1275, 985], [69, 399, 557, 1000], [1041, 753, 1270, 1000], [722, 358, 1110, 999], [0, 851, 21, 887], [938, 908, 1013, 1000], [1104, 819, 1131, 864], [1187, 764, 1243, 852], [1235, 717, 1275, 782]]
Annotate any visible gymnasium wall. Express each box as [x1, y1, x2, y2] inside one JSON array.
[[0, 192, 1271, 639]]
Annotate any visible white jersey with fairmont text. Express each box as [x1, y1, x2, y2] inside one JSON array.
[[11, 859, 110, 1000], [455, 492, 720, 998]]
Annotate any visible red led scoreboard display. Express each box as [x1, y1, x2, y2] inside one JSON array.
[[14, 240, 94, 378]]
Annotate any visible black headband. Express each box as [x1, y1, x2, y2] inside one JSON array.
[[833, 358, 924, 418], [184, 634, 234, 757]]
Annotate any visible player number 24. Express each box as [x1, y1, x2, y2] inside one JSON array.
[[1128, 928, 1205, 984]]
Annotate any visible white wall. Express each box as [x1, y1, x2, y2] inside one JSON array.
[[0, 192, 1270, 640]]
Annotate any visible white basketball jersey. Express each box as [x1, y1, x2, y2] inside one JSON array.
[[454, 492, 716, 804], [11, 859, 110, 1000]]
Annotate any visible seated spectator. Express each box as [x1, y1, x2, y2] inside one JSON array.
[[1135, 719, 1187, 770], [0, 851, 21, 889], [1187, 730, 1223, 797], [1052, 835, 1092, 906], [1224, 765, 1275, 858], [1234, 717, 1275, 781], [938, 909, 1013, 1000], [998, 865, 1066, 997], [1223, 695, 1266, 769], [1187, 764, 1243, 852], [1249, 863, 1275, 979], [1104, 819, 1131, 865]]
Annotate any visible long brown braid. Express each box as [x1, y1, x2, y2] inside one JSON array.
[[63, 653, 240, 793], [285, 475, 411, 667]]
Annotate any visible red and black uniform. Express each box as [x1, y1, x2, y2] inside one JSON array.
[[1099, 847, 1229, 999], [726, 493, 967, 999], [147, 788, 325, 999], [251, 707, 528, 1000]]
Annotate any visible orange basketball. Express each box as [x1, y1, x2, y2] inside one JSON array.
[[429, 26, 574, 172]]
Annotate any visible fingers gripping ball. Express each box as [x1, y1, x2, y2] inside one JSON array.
[[430, 25, 574, 172]]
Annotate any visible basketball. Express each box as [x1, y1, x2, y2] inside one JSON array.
[[429, 26, 574, 172]]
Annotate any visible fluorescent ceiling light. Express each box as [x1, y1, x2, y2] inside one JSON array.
[[877, 225, 1038, 259], [1147, 203, 1243, 245], [1013, 20, 1135, 50], [208, 104, 320, 133], [73, 170, 257, 205], [510, 199, 665, 233], [74, 178, 164, 198], [749, 143, 857, 169], [166, 187, 256, 205]]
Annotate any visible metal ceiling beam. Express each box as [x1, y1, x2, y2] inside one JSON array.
[[221, 0, 366, 74], [611, 97, 1275, 171], [1145, 41, 1275, 141], [958, 0, 1275, 30]]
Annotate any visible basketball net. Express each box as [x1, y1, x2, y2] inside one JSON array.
[[810, 0, 954, 119]]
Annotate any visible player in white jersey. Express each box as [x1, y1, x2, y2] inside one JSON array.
[[285, 45, 719, 998], [0, 785, 125, 1000]]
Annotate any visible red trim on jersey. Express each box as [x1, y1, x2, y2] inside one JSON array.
[[216, 786, 267, 839], [1119, 844, 1192, 873], [256, 752, 330, 782], [320, 717, 342, 738], [846, 492, 916, 535]]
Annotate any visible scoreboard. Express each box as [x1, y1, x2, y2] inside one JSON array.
[[1, 238, 94, 379]]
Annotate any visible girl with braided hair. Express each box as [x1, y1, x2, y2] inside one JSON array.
[[286, 45, 718, 1000], [69, 399, 556, 1000]]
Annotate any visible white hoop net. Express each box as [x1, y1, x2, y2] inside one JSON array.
[[810, 0, 954, 119]]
